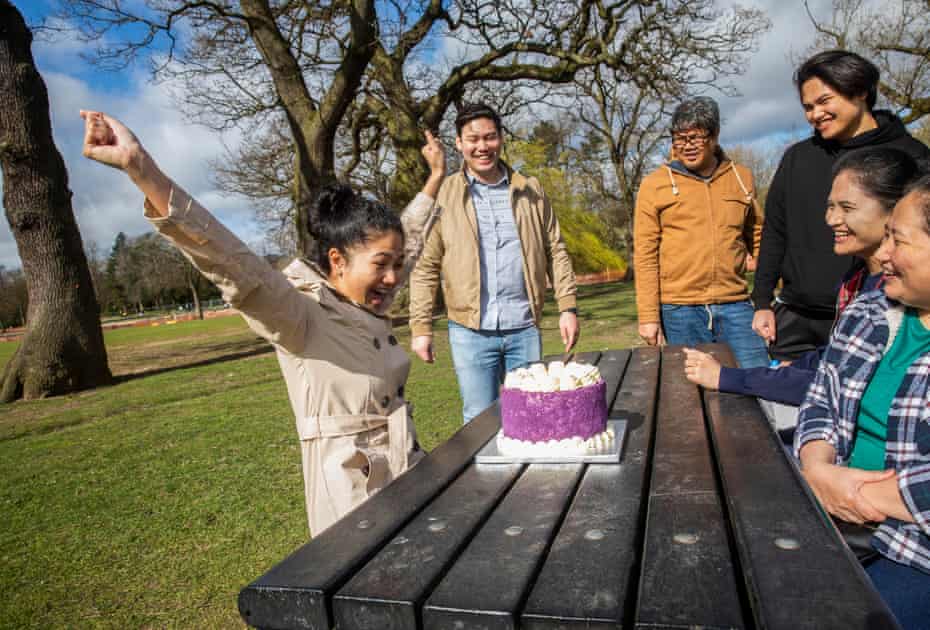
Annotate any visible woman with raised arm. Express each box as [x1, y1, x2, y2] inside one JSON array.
[[81, 110, 445, 536], [794, 175, 930, 628]]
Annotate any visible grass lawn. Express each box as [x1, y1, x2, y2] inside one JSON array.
[[0, 281, 639, 629]]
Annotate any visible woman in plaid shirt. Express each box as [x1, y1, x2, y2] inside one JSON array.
[[795, 174, 930, 628]]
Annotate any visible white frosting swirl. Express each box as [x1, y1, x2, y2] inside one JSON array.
[[502, 361, 601, 393]]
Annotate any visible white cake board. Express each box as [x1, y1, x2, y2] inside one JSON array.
[[474, 419, 627, 464]]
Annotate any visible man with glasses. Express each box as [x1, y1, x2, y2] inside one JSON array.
[[633, 97, 769, 368]]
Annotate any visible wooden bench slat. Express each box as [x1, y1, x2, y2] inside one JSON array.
[[521, 349, 662, 629], [422, 464, 586, 630], [332, 463, 523, 630], [238, 407, 501, 630], [699, 343, 900, 630], [635, 346, 745, 630]]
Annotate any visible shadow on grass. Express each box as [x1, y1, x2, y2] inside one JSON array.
[[112, 345, 275, 385]]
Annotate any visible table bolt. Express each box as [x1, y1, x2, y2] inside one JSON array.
[[673, 532, 699, 545], [505, 525, 524, 537], [393, 536, 409, 545], [774, 537, 801, 550], [357, 519, 373, 530], [585, 529, 606, 541], [428, 520, 447, 532]]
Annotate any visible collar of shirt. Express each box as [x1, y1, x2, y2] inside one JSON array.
[[465, 167, 509, 188]]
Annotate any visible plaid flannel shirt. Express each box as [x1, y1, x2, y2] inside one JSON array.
[[795, 289, 930, 575]]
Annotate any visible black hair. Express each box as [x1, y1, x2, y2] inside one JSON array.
[[795, 50, 880, 110], [307, 184, 403, 274], [454, 102, 502, 136], [832, 147, 922, 213], [671, 97, 720, 137], [903, 173, 930, 236]]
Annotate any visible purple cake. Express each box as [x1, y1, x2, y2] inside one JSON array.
[[500, 380, 607, 443]]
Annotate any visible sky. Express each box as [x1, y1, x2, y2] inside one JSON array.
[[0, 0, 835, 271]]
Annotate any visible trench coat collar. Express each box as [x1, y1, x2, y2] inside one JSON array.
[[281, 258, 392, 321]]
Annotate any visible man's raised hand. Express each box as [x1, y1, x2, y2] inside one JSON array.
[[421, 130, 446, 178]]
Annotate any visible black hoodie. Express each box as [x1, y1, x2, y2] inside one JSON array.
[[752, 111, 930, 314]]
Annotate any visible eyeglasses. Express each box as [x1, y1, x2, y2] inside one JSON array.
[[671, 133, 711, 148]]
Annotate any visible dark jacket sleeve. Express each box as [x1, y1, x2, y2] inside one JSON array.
[[751, 150, 790, 309], [717, 349, 821, 406]]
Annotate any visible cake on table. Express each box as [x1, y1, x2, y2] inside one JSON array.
[[498, 361, 613, 456]]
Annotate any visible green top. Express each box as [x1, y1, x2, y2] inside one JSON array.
[[849, 308, 930, 470]]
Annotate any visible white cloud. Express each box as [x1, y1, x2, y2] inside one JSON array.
[[0, 40, 261, 270], [716, 0, 831, 147]]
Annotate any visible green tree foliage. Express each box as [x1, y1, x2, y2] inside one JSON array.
[[506, 131, 626, 276]]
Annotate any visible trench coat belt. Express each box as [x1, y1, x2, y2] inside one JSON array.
[[297, 406, 412, 474]]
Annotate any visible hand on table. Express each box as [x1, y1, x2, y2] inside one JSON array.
[[683, 348, 721, 390]]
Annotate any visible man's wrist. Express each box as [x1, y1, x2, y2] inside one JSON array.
[[560, 308, 578, 315]]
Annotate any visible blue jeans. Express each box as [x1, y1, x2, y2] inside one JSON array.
[[865, 556, 930, 629], [660, 300, 769, 368], [447, 321, 542, 423]]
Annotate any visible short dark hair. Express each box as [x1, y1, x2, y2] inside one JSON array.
[[454, 102, 502, 136], [903, 173, 930, 236], [307, 184, 403, 273], [832, 148, 922, 213], [671, 97, 720, 137], [795, 50, 880, 110]]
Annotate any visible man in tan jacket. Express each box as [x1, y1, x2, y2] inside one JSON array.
[[409, 103, 579, 422], [634, 97, 769, 369]]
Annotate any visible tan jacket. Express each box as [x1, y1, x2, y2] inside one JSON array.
[[146, 186, 437, 537], [409, 166, 577, 336], [633, 154, 763, 323]]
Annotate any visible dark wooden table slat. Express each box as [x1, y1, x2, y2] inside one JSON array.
[[699, 343, 901, 630], [332, 463, 524, 630], [635, 346, 745, 630], [522, 348, 661, 629], [422, 463, 586, 630]]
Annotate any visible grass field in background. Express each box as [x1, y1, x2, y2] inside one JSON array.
[[0, 281, 639, 629]]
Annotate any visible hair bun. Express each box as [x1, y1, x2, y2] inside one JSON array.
[[309, 184, 355, 237]]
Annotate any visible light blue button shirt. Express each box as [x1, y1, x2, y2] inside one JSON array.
[[466, 170, 534, 331]]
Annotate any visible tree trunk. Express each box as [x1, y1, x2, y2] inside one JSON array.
[[188, 275, 203, 320], [623, 230, 635, 282], [0, 0, 112, 402]]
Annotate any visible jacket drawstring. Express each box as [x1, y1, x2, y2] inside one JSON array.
[[730, 164, 753, 202], [664, 166, 679, 196]]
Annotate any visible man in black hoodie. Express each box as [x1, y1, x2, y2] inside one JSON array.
[[751, 50, 930, 360]]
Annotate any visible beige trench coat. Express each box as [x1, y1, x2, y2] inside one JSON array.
[[145, 186, 438, 536]]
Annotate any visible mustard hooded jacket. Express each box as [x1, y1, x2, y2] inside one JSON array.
[[633, 150, 763, 324]]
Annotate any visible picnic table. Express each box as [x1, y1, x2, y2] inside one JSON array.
[[238, 346, 900, 630]]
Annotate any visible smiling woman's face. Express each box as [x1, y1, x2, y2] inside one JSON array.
[[825, 169, 889, 261], [877, 192, 930, 311], [328, 229, 405, 313]]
